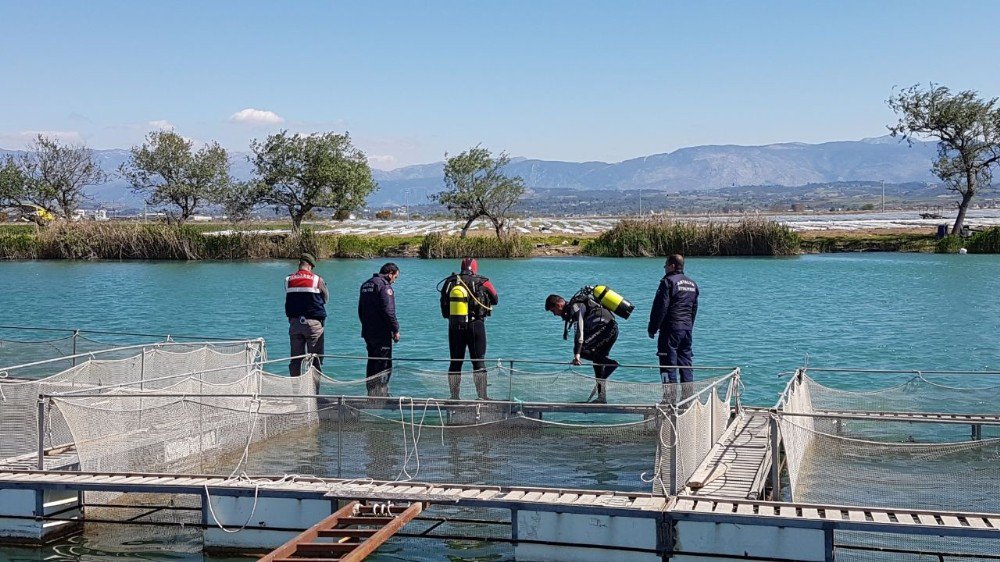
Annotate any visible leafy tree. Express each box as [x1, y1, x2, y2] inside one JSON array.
[[17, 135, 106, 219], [433, 146, 525, 238], [251, 131, 377, 232], [219, 181, 269, 223], [888, 84, 1000, 234], [120, 131, 232, 224], [0, 156, 27, 208]]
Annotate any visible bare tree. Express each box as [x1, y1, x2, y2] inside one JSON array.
[[17, 135, 106, 219], [888, 84, 1000, 234]]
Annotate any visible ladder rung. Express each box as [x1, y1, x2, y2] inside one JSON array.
[[317, 529, 378, 538], [335, 516, 395, 525], [274, 559, 345, 562], [296, 543, 362, 554]]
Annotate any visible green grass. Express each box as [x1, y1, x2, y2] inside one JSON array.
[[801, 233, 937, 253], [584, 218, 800, 257], [419, 233, 534, 258], [967, 227, 1000, 253]]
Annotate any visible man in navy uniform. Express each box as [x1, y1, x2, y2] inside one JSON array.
[[285, 253, 329, 376], [358, 263, 401, 396], [648, 254, 699, 385]]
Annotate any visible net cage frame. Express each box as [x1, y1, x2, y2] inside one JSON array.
[[0, 325, 263, 371], [767, 366, 1000, 512], [38, 362, 742, 496], [1, 338, 268, 469]]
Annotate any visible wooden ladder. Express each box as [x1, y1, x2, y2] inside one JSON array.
[[258, 500, 423, 562]]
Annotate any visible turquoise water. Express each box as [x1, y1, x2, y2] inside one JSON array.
[[0, 254, 998, 560]]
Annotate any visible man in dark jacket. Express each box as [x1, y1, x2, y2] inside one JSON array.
[[358, 263, 400, 396], [545, 292, 619, 403], [648, 254, 699, 385], [439, 258, 498, 400], [285, 253, 329, 376]]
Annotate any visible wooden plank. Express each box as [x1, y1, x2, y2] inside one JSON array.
[[521, 492, 543, 502], [538, 492, 560, 503], [501, 490, 525, 501], [475, 490, 500, 501], [736, 503, 755, 515], [966, 517, 990, 529], [916, 513, 937, 526], [258, 501, 358, 562], [940, 515, 962, 527], [870, 511, 891, 524]]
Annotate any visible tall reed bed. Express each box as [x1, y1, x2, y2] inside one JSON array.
[[0, 222, 421, 260], [584, 217, 800, 257], [419, 233, 533, 258], [967, 226, 1000, 253]]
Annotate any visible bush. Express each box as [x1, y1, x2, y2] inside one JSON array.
[[584, 217, 800, 257], [375, 210, 392, 220], [967, 227, 1000, 254], [935, 235, 963, 254], [419, 233, 532, 258]]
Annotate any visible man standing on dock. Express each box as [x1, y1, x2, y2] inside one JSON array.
[[359, 263, 401, 396], [285, 253, 329, 377], [648, 254, 699, 388], [439, 258, 499, 400]]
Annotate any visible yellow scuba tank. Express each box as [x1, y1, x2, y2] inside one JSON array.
[[592, 285, 634, 319], [449, 283, 470, 325]]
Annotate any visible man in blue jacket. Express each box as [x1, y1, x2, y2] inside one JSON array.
[[648, 254, 699, 385], [359, 263, 401, 396]]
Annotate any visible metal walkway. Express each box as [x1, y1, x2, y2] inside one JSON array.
[[259, 500, 422, 562], [683, 412, 772, 499], [672, 495, 1000, 540], [0, 470, 668, 516]]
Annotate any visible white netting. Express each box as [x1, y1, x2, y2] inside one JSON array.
[[316, 362, 738, 405], [778, 374, 1000, 514], [53, 371, 318, 475], [0, 341, 262, 464], [652, 377, 736, 494], [802, 372, 999, 414]]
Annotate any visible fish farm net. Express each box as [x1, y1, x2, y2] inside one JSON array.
[[0, 341, 263, 464], [778, 373, 1000, 513], [45, 368, 739, 495], [316, 360, 737, 405]]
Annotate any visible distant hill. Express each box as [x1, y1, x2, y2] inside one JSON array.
[[1, 136, 939, 208]]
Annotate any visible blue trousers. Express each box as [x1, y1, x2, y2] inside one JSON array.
[[658, 329, 693, 384]]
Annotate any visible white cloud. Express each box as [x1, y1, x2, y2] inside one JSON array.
[[148, 120, 175, 131], [368, 154, 396, 169], [0, 130, 84, 149], [229, 108, 285, 126]]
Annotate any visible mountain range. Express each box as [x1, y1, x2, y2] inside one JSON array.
[[1, 136, 939, 209]]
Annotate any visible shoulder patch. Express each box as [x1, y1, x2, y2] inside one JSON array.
[[386, 288, 394, 296]]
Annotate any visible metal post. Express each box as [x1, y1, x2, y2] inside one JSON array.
[[769, 409, 781, 500], [668, 405, 678, 495], [140, 346, 146, 389], [71, 330, 79, 366], [37, 397, 46, 470], [972, 424, 982, 441], [508, 360, 514, 402], [337, 396, 344, 478]]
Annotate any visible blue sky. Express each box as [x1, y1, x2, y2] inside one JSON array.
[[2, 1, 999, 168]]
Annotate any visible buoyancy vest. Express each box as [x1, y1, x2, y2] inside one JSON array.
[[562, 293, 614, 341], [285, 269, 327, 320]]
